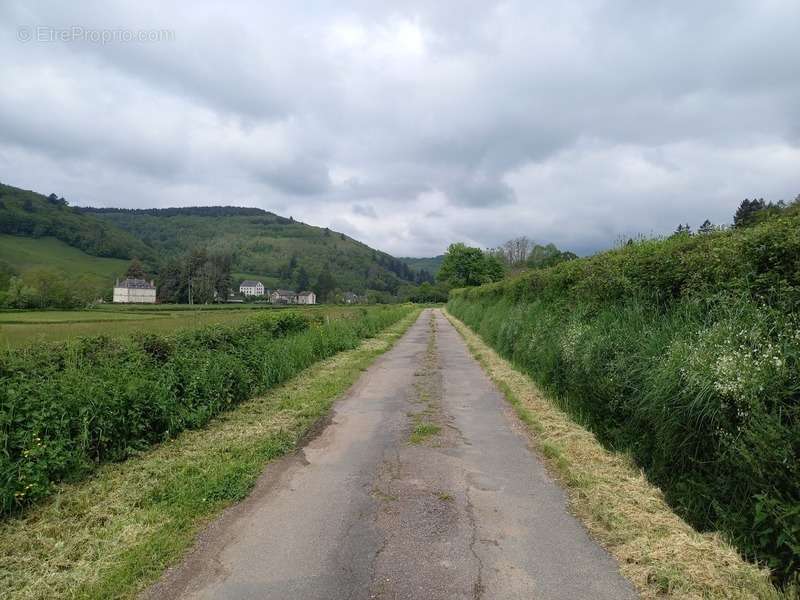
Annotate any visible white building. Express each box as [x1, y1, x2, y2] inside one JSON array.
[[113, 278, 157, 303], [239, 280, 265, 297], [296, 291, 316, 305]]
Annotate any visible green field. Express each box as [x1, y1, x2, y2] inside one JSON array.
[[0, 235, 128, 286], [0, 305, 301, 348]]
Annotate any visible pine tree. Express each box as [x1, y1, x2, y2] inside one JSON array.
[[296, 266, 310, 291], [734, 198, 766, 228], [126, 258, 146, 279], [313, 264, 336, 301]]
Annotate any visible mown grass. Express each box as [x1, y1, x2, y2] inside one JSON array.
[[0, 308, 421, 599], [445, 309, 787, 600]]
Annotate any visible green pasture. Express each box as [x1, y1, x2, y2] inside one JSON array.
[[0, 305, 308, 348]]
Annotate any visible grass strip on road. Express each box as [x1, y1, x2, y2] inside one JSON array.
[[0, 308, 421, 599], [444, 309, 786, 600]]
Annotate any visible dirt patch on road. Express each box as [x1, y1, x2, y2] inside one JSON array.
[[370, 311, 479, 599], [406, 313, 460, 449]]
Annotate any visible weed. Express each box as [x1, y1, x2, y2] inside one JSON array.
[[409, 422, 441, 444]]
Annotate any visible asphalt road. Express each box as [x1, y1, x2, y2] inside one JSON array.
[[147, 309, 636, 600]]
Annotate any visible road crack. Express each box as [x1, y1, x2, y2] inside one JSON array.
[[465, 484, 485, 600]]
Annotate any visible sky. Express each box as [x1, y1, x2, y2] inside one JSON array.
[[1, 1, 798, 257]]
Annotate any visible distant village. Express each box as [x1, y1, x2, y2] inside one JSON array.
[[112, 277, 363, 305], [237, 280, 316, 304]]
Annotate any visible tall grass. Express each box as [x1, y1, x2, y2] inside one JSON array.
[[449, 216, 800, 586], [0, 305, 412, 515]]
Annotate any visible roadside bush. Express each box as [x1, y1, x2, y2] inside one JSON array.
[[0, 306, 412, 515], [448, 215, 800, 585]]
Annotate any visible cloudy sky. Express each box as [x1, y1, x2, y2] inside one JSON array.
[[1, 1, 798, 256]]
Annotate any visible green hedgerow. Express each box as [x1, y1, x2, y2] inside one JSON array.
[[0, 306, 412, 516], [448, 214, 800, 586]]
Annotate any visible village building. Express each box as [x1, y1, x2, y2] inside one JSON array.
[[342, 292, 359, 304], [270, 289, 296, 304], [239, 280, 265, 297], [296, 291, 317, 305], [268, 289, 317, 304], [113, 278, 157, 304]]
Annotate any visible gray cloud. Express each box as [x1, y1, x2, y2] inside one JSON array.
[[352, 203, 377, 218], [0, 0, 798, 257]]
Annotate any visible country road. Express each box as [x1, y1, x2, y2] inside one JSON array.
[[147, 309, 636, 600]]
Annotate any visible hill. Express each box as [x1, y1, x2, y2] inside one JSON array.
[[81, 206, 430, 294], [399, 255, 443, 276], [0, 182, 434, 299], [0, 183, 153, 260], [0, 235, 129, 287]]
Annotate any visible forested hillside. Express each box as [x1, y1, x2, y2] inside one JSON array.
[[399, 255, 443, 277], [449, 201, 800, 585], [0, 183, 152, 260], [80, 206, 431, 295], [0, 182, 435, 304]]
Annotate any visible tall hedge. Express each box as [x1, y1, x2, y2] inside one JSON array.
[[0, 306, 411, 515], [448, 216, 800, 584]]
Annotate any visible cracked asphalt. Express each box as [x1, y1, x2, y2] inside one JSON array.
[[147, 309, 637, 600]]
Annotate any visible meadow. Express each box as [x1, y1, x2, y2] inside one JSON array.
[[449, 215, 800, 587], [0, 304, 308, 348], [0, 234, 129, 286]]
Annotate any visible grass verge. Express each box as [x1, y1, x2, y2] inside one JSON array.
[[443, 308, 787, 600], [0, 308, 421, 599]]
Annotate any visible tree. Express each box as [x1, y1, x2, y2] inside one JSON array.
[[0, 260, 17, 291], [499, 236, 532, 266], [155, 248, 232, 304], [699, 219, 715, 234], [126, 258, 146, 279], [672, 223, 691, 236], [5, 276, 35, 308], [526, 243, 576, 270], [734, 198, 765, 228], [437, 243, 500, 287], [313, 264, 336, 302], [484, 253, 505, 282], [296, 266, 310, 290]]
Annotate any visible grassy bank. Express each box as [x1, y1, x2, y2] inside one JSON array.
[[446, 309, 781, 598], [1, 306, 413, 515], [0, 307, 420, 598], [448, 216, 800, 587]]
